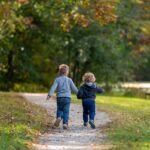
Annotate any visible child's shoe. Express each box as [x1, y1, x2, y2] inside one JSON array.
[[63, 124, 68, 130], [53, 117, 61, 128], [89, 120, 95, 129], [83, 122, 88, 127]]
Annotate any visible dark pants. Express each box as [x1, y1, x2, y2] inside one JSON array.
[[82, 99, 96, 123], [56, 97, 71, 124]]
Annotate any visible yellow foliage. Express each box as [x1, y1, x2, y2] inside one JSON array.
[[16, 0, 29, 4], [60, 1, 118, 32], [141, 26, 150, 35]]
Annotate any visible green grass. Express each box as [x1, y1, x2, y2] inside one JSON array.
[[1, 92, 149, 150], [72, 95, 150, 150], [0, 92, 52, 150]]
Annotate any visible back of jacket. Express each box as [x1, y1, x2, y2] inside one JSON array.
[[48, 75, 78, 98], [77, 83, 104, 100]]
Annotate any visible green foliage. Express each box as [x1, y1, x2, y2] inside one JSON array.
[[0, 0, 149, 91], [13, 83, 47, 92]]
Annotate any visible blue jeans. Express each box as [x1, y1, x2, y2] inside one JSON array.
[[56, 97, 71, 124], [82, 99, 96, 123]]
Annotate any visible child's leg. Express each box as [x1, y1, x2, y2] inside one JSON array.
[[82, 100, 89, 124], [53, 98, 64, 128], [89, 100, 96, 129], [62, 97, 71, 125], [56, 98, 63, 119], [89, 100, 96, 121]]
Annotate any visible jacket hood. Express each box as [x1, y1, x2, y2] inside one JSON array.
[[84, 82, 96, 89]]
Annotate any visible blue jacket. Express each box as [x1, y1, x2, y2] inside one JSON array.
[[48, 75, 78, 98], [77, 82, 104, 100]]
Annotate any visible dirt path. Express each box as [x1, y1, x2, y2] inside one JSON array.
[[21, 93, 111, 150]]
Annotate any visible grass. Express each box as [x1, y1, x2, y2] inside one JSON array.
[[1, 92, 149, 150], [72, 95, 150, 150], [0, 92, 52, 150]]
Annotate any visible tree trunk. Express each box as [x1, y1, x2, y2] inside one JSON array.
[[6, 50, 14, 90]]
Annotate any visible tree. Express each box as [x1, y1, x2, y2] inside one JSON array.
[[0, 0, 149, 91]]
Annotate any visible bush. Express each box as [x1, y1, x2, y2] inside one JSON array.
[[13, 83, 47, 93], [123, 88, 145, 98], [105, 86, 146, 98]]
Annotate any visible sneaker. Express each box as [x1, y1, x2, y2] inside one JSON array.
[[63, 124, 68, 130], [53, 118, 61, 128], [89, 120, 96, 129], [84, 122, 88, 127]]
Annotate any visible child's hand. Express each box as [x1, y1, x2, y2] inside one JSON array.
[[46, 95, 51, 101]]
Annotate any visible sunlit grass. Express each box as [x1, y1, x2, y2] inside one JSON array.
[[72, 95, 150, 150], [97, 95, 150, 150], [97, 96, 150, 111]]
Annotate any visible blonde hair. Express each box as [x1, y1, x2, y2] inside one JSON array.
[[59, 64, 69, 75], [82, 72, 96, 83]]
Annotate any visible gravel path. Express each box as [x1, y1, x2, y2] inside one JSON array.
[[21, 93, 111, 150]]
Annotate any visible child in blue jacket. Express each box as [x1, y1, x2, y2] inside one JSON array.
[[77, 72, 104, 129]]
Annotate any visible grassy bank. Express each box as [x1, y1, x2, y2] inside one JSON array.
[[0, 92, 52, 150], [72, 95, 150, 150], [96, 96, 150, 150]]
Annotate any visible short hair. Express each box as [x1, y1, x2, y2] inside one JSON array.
[[59, 64, 69, 75], [82, 72, 96, 82]]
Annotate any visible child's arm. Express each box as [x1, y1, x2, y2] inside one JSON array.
[[69, 79, 78, 94], [46, 95, 52, 100], [77, 86, 83, 99], [47, 79, 58, 100], [96, 86, 105, 93]]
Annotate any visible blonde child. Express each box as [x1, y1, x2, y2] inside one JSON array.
[[46, 64, 78, 129], [77, 72, 104, 129]]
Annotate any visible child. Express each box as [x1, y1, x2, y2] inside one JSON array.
[[46, 64, 78, 129], [77, 72, 104, 129]]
